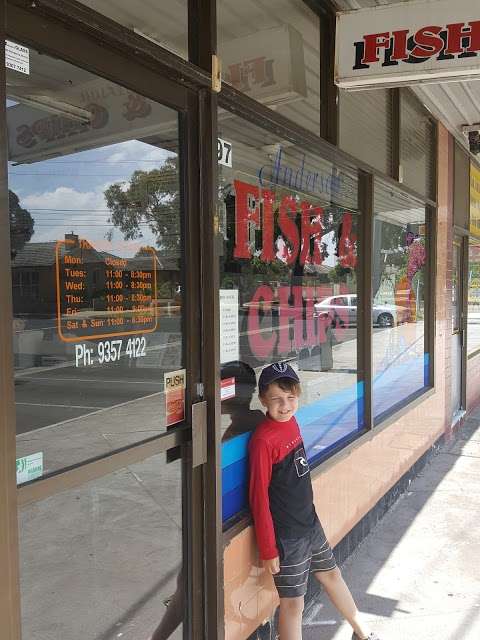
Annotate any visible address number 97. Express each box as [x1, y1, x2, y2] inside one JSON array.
[[218, 137, 232, 167]]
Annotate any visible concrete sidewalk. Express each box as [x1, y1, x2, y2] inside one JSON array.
[[303, 408, 480, 640]]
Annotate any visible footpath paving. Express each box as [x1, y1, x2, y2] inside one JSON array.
[[303, 407, 480, 640]]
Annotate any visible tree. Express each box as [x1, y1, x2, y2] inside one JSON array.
[[104, 157, 180, 256], [9, 190, 34, 259]]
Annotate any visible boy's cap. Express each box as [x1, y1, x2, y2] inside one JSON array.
[[258, 362, 300, 390]]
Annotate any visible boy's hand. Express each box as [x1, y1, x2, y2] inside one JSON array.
[[264, 557, 280, 574]]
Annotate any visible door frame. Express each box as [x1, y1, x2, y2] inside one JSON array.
[[0, 2, 221, 638]]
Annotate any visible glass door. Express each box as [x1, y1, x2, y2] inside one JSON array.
[[4, 38, 201, 640], [451, 237, 466, 419]]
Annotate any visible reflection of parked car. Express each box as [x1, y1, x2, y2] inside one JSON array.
[[314, 294, 405, 328]]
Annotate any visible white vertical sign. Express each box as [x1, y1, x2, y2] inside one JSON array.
[[219, 289, 239, 364]]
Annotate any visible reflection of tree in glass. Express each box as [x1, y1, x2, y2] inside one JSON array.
[[104, 157, 179, 255], [9, 190, 34, 259], [373, 220, 408, 298]]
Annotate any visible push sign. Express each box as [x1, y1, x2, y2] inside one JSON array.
[[164, 369, 186, 426], [218, 137, 233, 167]]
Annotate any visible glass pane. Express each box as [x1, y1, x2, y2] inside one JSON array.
[[400, 89, 435, 198], [339, 88, 392, 175], [19, 455, 184, 640], [467, 239, 480, 355], [218, 0, 321, 136], [75, 0, 188, 59], [217, 114, 362, 523], [373, 182, 428, 422], [452, 243, 461, 333], [8, 45, 184, 478]]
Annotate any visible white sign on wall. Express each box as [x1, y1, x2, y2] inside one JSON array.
[[219, 289, 239, 364], [336, 0, 480, 90]]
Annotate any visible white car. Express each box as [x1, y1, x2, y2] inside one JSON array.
[[314, 294, 404, 328]]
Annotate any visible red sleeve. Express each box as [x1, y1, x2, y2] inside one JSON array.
[[248, 436, 278, 560]]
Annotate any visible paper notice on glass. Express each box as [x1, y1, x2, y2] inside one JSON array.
[[6, 40, 30, 75], [220, 289, 239, 364]]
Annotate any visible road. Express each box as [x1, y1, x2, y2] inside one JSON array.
[[14, 363, 164, 434]]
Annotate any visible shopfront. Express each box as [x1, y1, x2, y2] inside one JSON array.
[[0, 2, 468, 640]]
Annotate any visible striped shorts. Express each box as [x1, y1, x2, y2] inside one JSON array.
[[273, 519, 337, 598]]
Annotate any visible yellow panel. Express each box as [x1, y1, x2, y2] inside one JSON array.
[[470, 163, 480, 239]]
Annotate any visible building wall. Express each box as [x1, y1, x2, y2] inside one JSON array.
[[223, 123, 454, 640]]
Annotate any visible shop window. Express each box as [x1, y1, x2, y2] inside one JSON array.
[[467, 239, 480, 357], [468, 163, 480, 356], [217, 114, 362, 523], [8, 44, 185, 474], [339, 88, 392, 175], [400, 89, 436, 199], [372, 182, 429, 422], [75, 0, 188, 58], [217, 0, 321, 136]]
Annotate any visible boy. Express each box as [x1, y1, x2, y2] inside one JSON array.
[[249, 362, 380, 640]]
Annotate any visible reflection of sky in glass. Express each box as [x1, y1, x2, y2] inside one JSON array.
[[9, 139, 175, 258]]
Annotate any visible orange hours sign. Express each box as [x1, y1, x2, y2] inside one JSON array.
[[55, 237, 158, 342]]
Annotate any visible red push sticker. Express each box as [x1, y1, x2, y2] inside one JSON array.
[[164, 369, 186, 426], [221, 377, 235, 401]]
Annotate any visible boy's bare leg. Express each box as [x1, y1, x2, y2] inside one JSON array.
[[278, 596, 304, 640], [314, 567, 370, 639]]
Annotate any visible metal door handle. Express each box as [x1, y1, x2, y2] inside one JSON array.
[[191, 401, 207, 468]]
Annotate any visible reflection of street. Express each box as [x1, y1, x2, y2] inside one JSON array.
[[14, 321, 181, 435], [14, 327, 183, 476], [20, 454, 183, 640], [372, 321, 425, 418], [15, 366, 163, 433]]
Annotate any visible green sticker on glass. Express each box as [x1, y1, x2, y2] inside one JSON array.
[[16, 452, 43, 484]]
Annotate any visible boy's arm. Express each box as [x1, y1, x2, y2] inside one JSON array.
[[248, 437, 278, 561]]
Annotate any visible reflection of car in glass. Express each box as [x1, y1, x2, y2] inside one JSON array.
[[314, 294, 404, 328]]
